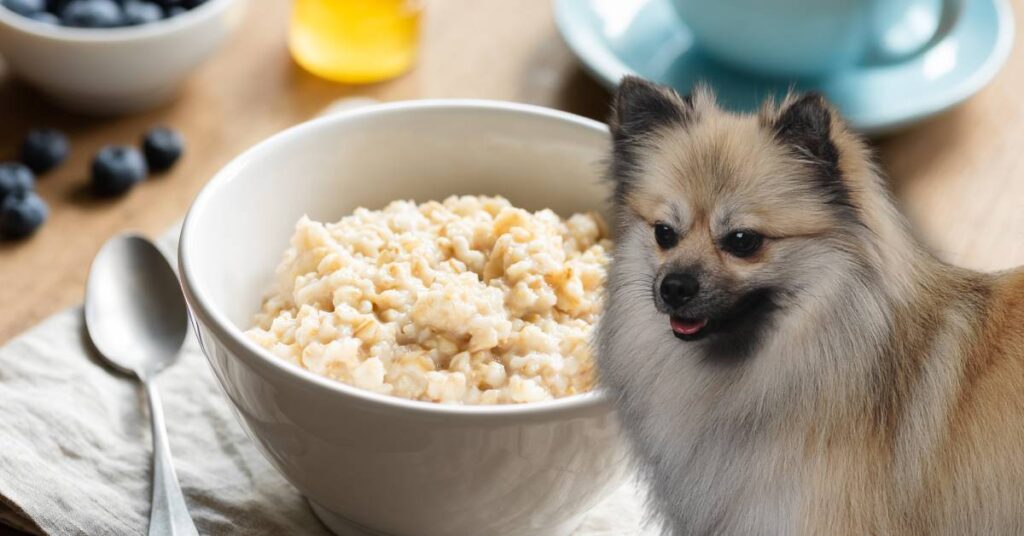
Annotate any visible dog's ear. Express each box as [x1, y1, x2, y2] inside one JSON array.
[[772, 93, 840, 172], [608, 77, 694, 195], [610, 76, 693, 144], [771, 93, 848, 206]]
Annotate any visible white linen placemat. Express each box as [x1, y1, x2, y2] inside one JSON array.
[[0, 232, 655, 536]]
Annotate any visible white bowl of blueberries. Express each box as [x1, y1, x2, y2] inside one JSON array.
[[0, 0, 244, 114]]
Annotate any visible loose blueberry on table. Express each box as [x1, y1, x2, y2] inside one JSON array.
[[0, 191, 48, 239], [0, 163, 47, 240], [0, 163, 34, 201], [141, 126, 185, 172], [91, 145, 148, 196], [20, 128, 69, 174]]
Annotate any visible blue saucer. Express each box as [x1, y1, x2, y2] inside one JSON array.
[[555, 0, 1014, 134]]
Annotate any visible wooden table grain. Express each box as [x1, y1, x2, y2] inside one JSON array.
[[0, 0, 1021, 344]]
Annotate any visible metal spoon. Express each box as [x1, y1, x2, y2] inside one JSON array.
[[85, 234, 198, 536]]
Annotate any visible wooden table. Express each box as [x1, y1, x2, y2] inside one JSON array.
[[1, 0, 1022, 344]]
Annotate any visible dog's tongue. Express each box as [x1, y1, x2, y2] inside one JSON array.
[[671, 317, 708, 336]]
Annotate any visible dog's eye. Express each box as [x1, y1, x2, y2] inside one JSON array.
[[721, 230, 763, 257], [653, 223, 678, 249]]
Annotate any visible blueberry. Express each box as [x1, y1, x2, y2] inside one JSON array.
[[45, 0, 69, 14], [121, 0, 160, 24], [0, 163, 34, 203], [163, 4, 184, 16], [0, 191, 47, 239], [60, 0, 122, 27], [2, 0, 45, 16], [28, 10, 58, 22], [20, 128, 69, 174], [141, 126, 184, 171], [91, 145, 147, 196]]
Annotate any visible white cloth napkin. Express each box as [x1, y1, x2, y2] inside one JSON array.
[[0, 224, 656, 535]]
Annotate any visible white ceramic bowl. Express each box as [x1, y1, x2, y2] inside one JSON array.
[[178, 101, 628, 536], [0, 0, 244, 114]]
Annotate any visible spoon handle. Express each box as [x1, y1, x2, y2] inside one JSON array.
[[144, 379, 200, 536]]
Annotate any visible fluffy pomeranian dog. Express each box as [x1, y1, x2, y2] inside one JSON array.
[[596, 76, 1024, 535]]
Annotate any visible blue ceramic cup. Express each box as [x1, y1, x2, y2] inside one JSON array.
[[670, 0, 963, 77]]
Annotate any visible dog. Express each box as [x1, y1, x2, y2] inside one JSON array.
[[595, 76, 1024, 535]]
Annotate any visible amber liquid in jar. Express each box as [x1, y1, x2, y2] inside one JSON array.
[[289, 0, 422, 84]]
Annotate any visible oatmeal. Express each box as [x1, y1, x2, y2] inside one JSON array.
[[246, 195, 611, 404]]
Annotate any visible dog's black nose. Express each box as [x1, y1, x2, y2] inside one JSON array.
[[660, 273, 699, 307]]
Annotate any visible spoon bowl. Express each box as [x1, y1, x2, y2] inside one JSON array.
[[85, 234, 188, 379]]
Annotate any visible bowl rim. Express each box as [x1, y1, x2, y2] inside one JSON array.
[[179, 99, 618, 418], [0, 0, 237, 43]]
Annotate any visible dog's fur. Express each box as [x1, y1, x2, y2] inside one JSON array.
[[596, 76, 1024, 535]]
